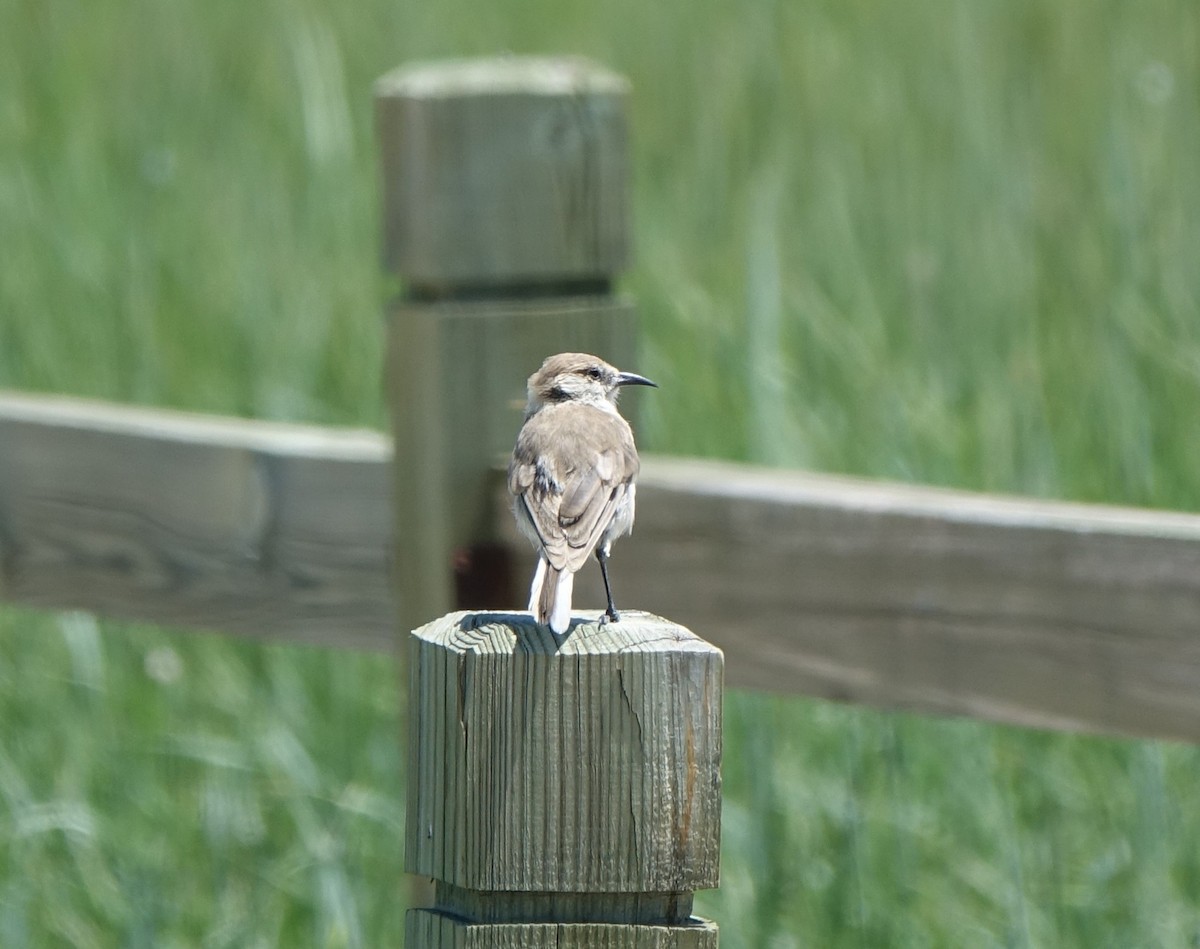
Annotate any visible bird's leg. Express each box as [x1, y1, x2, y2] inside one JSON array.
[[597, 546, 620, 624]]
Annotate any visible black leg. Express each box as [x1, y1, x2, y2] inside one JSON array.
[[597, 547, 620, 623]]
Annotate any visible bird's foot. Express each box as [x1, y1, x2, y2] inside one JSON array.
[[601, 608, 621, 626]]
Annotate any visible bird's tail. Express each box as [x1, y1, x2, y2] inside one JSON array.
[[528, 556, 573, 635]]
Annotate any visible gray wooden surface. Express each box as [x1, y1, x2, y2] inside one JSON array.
[[0, 391, 392, 649], [6, 391, 1200, 741], [405, 911, 719, 948], [375, 56, 629, 289], [405, 611, 722, 894], [405, 611, 721, 944]]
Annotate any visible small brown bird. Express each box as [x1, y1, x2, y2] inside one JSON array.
[[508, 353, 656, 635]]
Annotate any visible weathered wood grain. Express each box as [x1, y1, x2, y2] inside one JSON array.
[[0, 392, 394, 649], [406, 911, 719, 948], [375, 56, 629, 290], [404, 611, 721, 946], [405, 611, 723, 894]]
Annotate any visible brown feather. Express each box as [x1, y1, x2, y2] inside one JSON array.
[[508, 401, 639, 574]]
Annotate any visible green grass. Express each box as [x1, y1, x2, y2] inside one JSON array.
[[3, 0, 1200, 944], [0, 610, 404, 947]]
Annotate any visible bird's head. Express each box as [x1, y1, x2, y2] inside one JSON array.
[[525, 353, 656, 414]]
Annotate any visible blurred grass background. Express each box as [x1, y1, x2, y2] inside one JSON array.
[[3, 0, 1200, 945]]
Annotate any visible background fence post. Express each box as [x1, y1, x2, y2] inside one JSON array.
[[375, 56, 638, 635], [405, 611, 721, 946]]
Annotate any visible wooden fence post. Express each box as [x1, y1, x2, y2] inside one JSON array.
[[375, 57, 638, 634], [406, 611, 721, 946]]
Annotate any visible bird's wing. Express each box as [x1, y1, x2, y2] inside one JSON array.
[[508, 404, 638, 574]]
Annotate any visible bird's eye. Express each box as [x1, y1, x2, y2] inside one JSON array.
[[585, 366, 603, 380]]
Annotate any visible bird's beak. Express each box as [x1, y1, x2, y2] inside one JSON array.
[[616, 371, 658, 388]]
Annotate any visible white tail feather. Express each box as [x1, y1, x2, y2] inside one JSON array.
[[528, 555, 575, 635], [549, 570, 573, 634]]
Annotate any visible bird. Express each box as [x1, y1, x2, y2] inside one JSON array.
[[508, 352, 657, 637]]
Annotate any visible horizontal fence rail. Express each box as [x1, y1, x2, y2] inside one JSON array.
[[0, 392, 393, 650], [4, 391, 1200, 740], [579, 460, 1200, 742]]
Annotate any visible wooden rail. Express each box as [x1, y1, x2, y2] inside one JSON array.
[[0, 391, 392, 650], [588, 459, 1200, 742], [4, 390, 1200, 742]]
